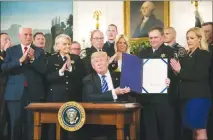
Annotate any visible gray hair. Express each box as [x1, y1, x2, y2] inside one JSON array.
[[53, 34, 71, 52], [19, 27, 32, 34]]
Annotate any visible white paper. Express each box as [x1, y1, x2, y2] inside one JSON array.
[[142, 59, 168, 94]]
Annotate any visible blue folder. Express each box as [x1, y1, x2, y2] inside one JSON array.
[[120, 53, 142, 93]]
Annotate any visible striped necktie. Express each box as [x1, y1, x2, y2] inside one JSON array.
[[101, 75, 108, 93]]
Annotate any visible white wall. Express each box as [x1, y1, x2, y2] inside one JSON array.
[[73, 1, 123, 48], [170, 1, 212, 46], [73, 1, 212, 48]]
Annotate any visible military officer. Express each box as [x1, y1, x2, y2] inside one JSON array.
[[45, 34, 84, 102], [138, 27, 176, 140], [45, 34, 84, 140]]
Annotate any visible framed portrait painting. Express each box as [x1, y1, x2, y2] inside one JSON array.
[[124, 1, 170, 41]]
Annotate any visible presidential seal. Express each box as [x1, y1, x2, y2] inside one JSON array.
[[58, 102, 86, 132]]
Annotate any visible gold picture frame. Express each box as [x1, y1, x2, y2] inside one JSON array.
[[124, 1, 170, 42]]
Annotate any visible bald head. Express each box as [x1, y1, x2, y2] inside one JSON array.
[[140, 1, 155, 17], [164, 27, 177, 46], [90, 30, 104, 50], [18, 27, 33, 46]]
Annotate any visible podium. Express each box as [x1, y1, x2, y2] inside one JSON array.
[[26, 102, 141, 140]]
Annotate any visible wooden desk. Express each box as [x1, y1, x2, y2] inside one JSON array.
[[26, 102, 141, 140]]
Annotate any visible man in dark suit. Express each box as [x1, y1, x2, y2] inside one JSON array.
[[103, 24, 118, 57], [132, 1, 163, 38], [1, 27, 45, 140], [164, 26, 184, 140], [83, 29, 108, 74], [82, 51, 130, 102], [202, 22, 213, 140], [82, 51, 130, 140], [0, 32, 11, 140], [138, 27, 175, 140]]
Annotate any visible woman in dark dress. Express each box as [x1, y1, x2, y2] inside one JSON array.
[[170, 27, 211, 140]]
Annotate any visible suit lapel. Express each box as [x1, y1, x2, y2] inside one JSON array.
[[152, 45, 163, 58], [93, 73, 102, 93], [17, 44, 23, 59], [146, 47, 154, 58]]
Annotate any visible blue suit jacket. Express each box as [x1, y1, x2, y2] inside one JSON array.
[[1, 44, 45, 101]]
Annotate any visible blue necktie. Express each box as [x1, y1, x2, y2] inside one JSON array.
[[101, 75, 108, 93]]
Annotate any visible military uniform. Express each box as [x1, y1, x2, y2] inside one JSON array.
[[45, 53, 85, 140], [103, 41, 115, 57], [138, 44, 176, 140], [45, 53, 84, 102]]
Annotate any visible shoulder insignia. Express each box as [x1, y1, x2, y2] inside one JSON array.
[[80, 49, 87, 59], [58, 102, 86, 132], [51, 52, 57, 55], [0, 56, 4, 60]]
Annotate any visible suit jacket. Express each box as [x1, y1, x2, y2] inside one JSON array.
[[209, 45, 213, 96], [1, 44, 45, 101], [103, 42, 115, 57], [82, 71, 129, 102], [137, 44, 175, 104], [132, 15, 164, 38], [178, 48, 212, 99], [0, 51, 7, 112], [45, 53, 85, 102]]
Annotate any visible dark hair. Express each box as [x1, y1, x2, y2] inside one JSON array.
[[148, 27, 164, 36], [33, 32, 45, 40], [202, 22, 213, 27], [0, 32, 8, 36], [108, 24, 118, 32]]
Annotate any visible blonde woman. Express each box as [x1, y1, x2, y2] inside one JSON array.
[[109, 34, 130, 72], [170, 27, 211, 140]]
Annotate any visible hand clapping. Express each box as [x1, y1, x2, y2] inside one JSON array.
[[28, 48, 35, 60], [170, 58, 181, 73]]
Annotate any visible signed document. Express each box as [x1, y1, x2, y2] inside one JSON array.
[[142, 59, 168, 94], [120, 53, 168, 94]]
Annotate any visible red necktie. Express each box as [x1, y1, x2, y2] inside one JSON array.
[[24, 46, 28, 53], [24, 46, 28, 87]]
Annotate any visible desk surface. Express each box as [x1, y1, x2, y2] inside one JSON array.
[[26, 102, 141, 111], [26, 102, 141, 140]]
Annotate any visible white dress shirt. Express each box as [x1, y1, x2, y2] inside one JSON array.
[[98, 70, 118, 100], [21, 44, 31, 53], [117, 60, 122, 71]]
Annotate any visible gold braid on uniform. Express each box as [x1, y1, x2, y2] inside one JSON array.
[[0, 56, 4, 61]]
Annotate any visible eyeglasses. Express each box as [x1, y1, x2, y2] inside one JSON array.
[[92, 37, 104, 41]]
